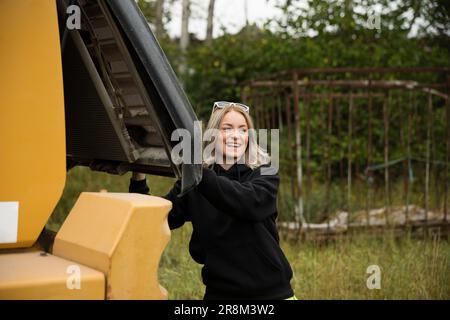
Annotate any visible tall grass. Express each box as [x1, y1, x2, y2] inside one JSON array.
[[160, 225, 450, 300], [283, 232, 450, 299]]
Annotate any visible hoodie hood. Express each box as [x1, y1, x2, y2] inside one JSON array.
[[212, 161, 251, 182]]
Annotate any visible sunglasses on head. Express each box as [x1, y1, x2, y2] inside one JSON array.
[[213, 101, 250, 113]]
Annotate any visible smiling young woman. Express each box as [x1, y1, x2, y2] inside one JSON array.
[[130, 101, 297, 300]]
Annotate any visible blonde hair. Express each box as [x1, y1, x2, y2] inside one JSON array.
[[202, 105, 270, 170]]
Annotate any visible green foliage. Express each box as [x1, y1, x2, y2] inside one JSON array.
[[137, 0, 177, 37], [173, 0, 448, 121], [137, 0, 448, 122]]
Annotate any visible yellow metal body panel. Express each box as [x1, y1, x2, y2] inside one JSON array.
[[53, 192, 172, 299], [0, 251, 105, 300], [0, 1, 66, 248]]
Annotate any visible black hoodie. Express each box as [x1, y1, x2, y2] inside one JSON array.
[[129, 162, 294, 300]]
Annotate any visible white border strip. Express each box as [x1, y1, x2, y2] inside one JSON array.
[[0, 202, 19, 244]]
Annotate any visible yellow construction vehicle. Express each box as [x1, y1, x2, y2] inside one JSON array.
[[0, 0, 201, 299]]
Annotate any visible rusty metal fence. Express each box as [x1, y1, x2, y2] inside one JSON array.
[[242, 67, 450, 237]]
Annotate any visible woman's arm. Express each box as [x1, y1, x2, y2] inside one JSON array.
[[129, 173, 150, 194], [129, 173, 189, 229], [197, 165, 279, 222], [163, 179, 190, 229]]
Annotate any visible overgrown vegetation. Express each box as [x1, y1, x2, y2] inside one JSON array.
[[144, 0, 450, 119]]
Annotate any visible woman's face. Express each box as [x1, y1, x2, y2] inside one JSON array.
[[218, 110, 249, 162]]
